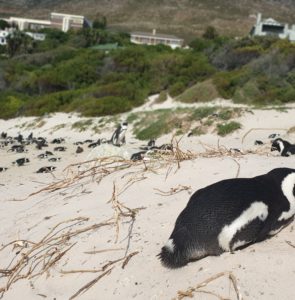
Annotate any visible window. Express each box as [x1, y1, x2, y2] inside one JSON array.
[[262, 24, 284, 34]]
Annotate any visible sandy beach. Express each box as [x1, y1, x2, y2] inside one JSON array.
[[0, 99, 295, 300]]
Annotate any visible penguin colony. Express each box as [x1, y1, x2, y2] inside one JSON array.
[[0, 122, 131, 173], [0, 122, 176, 173], [1, 124, 295, 271]]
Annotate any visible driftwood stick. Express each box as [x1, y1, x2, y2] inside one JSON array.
[[69, 267, 114, 300]]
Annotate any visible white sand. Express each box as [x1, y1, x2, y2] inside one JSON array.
[[0, 102, 295, 300]]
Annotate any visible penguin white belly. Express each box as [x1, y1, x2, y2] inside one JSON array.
[[279, 173, 295, 221], [218, 201, 268, 251]]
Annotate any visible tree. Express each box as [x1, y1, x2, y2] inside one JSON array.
[[6, 30, 34, 57], [0, 20, 10, 30], [202, 26, 218, 40], [92, 15, 107, 30]]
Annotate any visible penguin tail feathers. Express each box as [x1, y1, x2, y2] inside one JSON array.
[[158, 238, 188, 269]]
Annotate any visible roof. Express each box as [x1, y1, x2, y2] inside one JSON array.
[[8, 17, 51, 25], [51, 12, 85, 19], [131, 31, 183, 41], [262, 18, 282, 26]]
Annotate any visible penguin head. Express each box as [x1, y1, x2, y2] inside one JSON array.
[[271, 138, 285, 153], [121, 122, 128, 130]]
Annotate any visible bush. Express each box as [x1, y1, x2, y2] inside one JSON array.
[[217, 121, 241, 136], [190, 107, 215, 120], [177, 79, 219, 103], [155, 91, 168, 103], [169, 81, 186, 97], [0, 93, 26, 119], [202, 26, 219, 40]]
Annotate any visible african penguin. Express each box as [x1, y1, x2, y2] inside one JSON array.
[[159, 168, 295, 269], [36, 166, 56, 173], [51, 138, 65, 144], [88, 141, 100, 148], [111, 122, 128, 147], [76, 146, 84, 153], [48, 157, 61, 162], [54, 146, 66, 152], [8, 145, 26, 153], [13, 158, 30, 166], [37, 153, 48, 159], [130, 151, 146, 161], [0, 167, 8, 172], [157, 143, 173, 151], [140, 139, 156, 151], [255, 140, 264, 146], [84, 139, 93, 143], [271, 138, 295, 157], [27, 132, 33, 140]]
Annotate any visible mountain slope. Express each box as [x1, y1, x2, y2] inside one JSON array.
[[1, 0, 295, 39]]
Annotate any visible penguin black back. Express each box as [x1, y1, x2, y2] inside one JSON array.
[[13, 158, 30, 166], [159, 168, 295, 268]]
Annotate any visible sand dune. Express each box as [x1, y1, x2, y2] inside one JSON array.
[[0, 103, 295, 300]]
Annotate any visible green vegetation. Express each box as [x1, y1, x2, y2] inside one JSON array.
[[0, 26, 295, 120], [155, 91, 168, 103], [132, 106, 243, 140], [217, 121, 241, 136], [177, 80, 219, 103], [71, 119, 93, 131]]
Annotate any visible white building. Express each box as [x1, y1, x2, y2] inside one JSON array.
[[0, 28, 46, 45], [130, 29, 184, 49], [25, 32, 46, 41], [251, 13, 295, 42], [3, 12, 90, 33], [50, 12, 90, 32], [5, 17, 51, 31]]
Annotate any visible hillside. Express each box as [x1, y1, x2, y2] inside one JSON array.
[[1, 0, 295, 38]]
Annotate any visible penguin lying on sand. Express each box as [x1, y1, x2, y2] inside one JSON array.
[[13, 158, 30, 166], [159, 168, 295, 268], [48, 157, 61, 162], [54, 146, 67, 152], [37, 166, 56, 173], [76, 146, 84, 153], [271, 138, 295, 157]]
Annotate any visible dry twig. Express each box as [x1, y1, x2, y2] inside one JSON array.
[[154, 185, 191, 196], [69, 267, 114, 300], [176, 271, 243, 300]]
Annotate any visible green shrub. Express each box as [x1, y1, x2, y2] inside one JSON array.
[[71, 119, 93, 131], [190, 107, 215, 120], [155, 91, 168, 103], [169, 81, 186, 97], [0, 95, 24, 119], [217, 121, 241, 136], [126, 113, 139, 123], [177, 79, 219, 103]]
